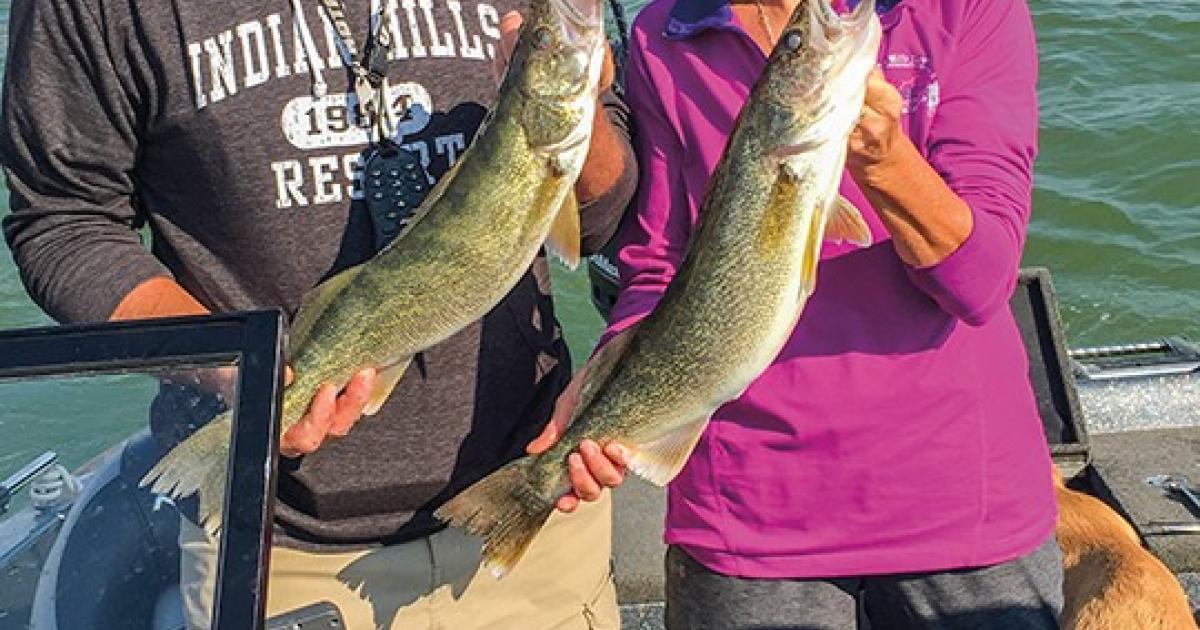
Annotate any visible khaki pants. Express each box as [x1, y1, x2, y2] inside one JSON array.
[[180, 493, 618, 630]]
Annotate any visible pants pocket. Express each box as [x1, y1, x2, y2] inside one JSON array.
[[580, 565, 619, 630]]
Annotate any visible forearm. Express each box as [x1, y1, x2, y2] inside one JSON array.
[[108, 276, 209, 321], [853, 137, 973, 269], [574, 37, 638, 252], [575, 83, 638, 255], [574, 105, 626, 206], [575, 43, 621, 204], [2, 201, 173, 323], [847, 55, 1033, 326]]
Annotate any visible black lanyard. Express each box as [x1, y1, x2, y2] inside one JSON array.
[[317, 1, 430, 250], [318, 0, 396, 142]]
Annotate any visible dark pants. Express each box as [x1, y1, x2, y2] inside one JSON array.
[[664, 537, 1063, 630]]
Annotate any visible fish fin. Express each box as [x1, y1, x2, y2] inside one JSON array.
[[627, 418, 709, 486], [289, 264, 365, 356], [774, 163, 826, 298], [140, 412, 233, 533], [362, 357, 413, 416], [798, 201, 827, 298], [544, 191, 582, 270], [576, 324, 640, 413], [434, 458, 553, 577], [824, 196, 872, 248]]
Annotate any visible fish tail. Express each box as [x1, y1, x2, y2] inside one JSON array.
[[140, 412, 232, 532], [434, 458, 555, 577]]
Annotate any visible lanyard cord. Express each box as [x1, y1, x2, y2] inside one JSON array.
[[606, 0, 631, 91], [291, 0, 329, 97], [317, 0, 377, 89], [316, 0, 386, 88], [608, 0, 629, 53], [316, 0, 400, 144]]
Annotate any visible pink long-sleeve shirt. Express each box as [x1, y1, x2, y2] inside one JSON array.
[[605, 0, 1057, 578]]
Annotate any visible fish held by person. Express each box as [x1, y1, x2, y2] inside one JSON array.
[[141, 0, 610, 530], [436, 0, 883, 575]]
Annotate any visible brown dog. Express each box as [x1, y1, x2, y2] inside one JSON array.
[[1054, 468, 1198, 629]]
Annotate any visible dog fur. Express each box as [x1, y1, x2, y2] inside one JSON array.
[[1054, 468, 1198, 629]]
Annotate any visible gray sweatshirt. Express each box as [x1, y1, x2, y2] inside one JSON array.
[[1, 0, 634, 548]]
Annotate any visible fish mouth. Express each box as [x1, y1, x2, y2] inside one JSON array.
[[815, 0, 876, 28], [809, 0, 878, 53], [539, 0, 605, 101], [797, 0, 880, 89], [548, 0, 604, 48], [843, 0, 878, 30]]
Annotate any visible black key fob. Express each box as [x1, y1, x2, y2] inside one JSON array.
[[363, 144, 430, 251]]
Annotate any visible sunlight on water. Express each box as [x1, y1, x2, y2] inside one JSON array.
[[1025, 0, 1200, 344]]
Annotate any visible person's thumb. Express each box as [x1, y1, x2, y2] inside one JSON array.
[[527, 394, 572, 454], [528, 369, 586, 454]]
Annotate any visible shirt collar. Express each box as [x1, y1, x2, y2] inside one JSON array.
[[664, 0, 735, 40], [664, 0, 903, 40]]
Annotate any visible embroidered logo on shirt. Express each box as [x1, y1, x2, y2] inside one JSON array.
[[883, 53, 939, 117]]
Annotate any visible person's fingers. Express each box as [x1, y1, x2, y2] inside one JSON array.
[[281, 383, 338, 457], [567, 452, 604, 501], [499, 10, 523, 44], [858, 106, 891, 136], [493, 11, 524, 84], [555, 493, 581, 513], [580, 440, 624, 488], [863, 71, 902, 118], [284, 366, 295, 386], [528, 381, 576, 453], [603, 442, 631, 468], [528, 368, 586, 454], [527, 419, 564, 454], [327, 368, 377, 437]]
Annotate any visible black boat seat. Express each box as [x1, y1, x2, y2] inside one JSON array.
[[31, 431, 184, 630]]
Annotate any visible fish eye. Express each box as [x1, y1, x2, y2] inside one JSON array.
[[532, 26, 555, 50], [783, 30, 804, 52]]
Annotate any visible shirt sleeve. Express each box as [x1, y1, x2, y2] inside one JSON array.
[[578, 87, 639, 256], [595, 34, 692, 349], [904, 0, 1040, 326], [1, 0, 170, 324]]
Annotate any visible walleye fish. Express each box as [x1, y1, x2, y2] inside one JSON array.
[[142, 0, 609, 529], [436, 0, 882, 574]]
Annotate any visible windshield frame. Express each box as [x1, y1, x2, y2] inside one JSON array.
[[0, 310, 286, 630]]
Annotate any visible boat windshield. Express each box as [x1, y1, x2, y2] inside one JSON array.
[[0, 312, 284, 630], [0, 364, 244, 630]]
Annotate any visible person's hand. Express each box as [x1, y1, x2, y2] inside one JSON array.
[[847, 67, 909, 183], [492, 11, 616, 93], [492, 11, 524, 86], [280, 368, 377, 457], [177, 364, 380, 457], [527, 366, 629, 512]]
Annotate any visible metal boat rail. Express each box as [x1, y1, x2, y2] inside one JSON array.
[[0, 452, 57, 517]]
